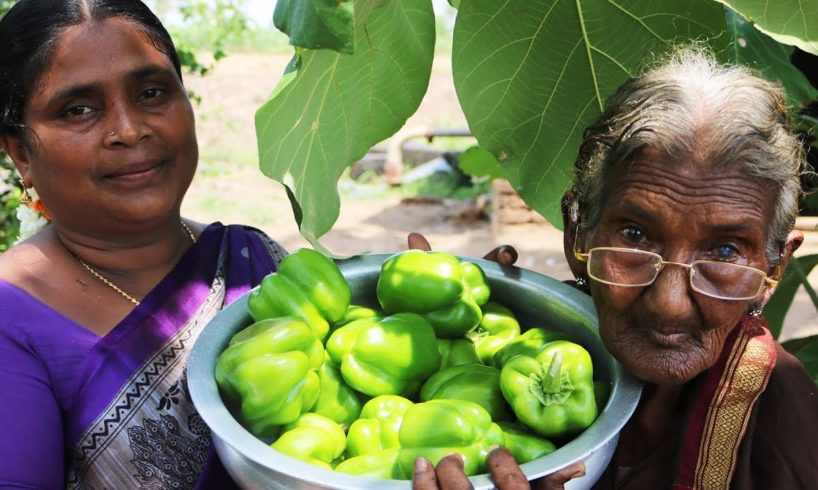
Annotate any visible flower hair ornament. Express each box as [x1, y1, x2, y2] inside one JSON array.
[[16, 177, 51, 243]]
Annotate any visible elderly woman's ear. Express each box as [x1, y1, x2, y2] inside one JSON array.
[[561, 191, 587, 283], [759, 229, 805, 306]]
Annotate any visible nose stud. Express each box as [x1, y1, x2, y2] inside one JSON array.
[[107, 130, 116, 137]]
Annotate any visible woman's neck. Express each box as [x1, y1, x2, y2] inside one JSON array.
[[50, 218, 196, 299]]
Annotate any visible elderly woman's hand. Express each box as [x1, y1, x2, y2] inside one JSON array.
[[407, 232, 518, 267], [411, 447, 585, 490]]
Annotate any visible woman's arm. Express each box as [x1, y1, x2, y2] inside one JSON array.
[[0, 322, 65, 489]]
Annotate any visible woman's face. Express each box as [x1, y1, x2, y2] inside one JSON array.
[[8, 18, 197, 237], [573, 150, 781, 384]]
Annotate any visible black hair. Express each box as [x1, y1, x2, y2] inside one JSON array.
[[0, 0, 182, 138]]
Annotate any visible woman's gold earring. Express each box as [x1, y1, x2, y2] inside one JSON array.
[[19, 178, 32, 205]]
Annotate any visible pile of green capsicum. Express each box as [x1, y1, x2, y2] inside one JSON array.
[[214, 248, 602, 480]]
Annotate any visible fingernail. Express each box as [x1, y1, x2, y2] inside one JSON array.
[[445, 452, 465, 467], [414, 457, 428, 473]]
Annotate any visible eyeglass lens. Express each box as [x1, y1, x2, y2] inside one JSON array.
[[587, 249, 765, 299], [691, 261, 764, 299]]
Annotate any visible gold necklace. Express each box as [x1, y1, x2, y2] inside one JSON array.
[[74, 221, 197, 306]]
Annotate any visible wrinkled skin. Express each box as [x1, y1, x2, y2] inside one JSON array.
[[413, 148, 805, 490], [564, 149, 802, 384]]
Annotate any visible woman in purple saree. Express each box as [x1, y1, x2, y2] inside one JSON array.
[[0, 223, 285, 488], [0, 1, 287, 488]]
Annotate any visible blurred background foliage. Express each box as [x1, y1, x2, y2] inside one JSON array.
[[0, 0, 18, 250]]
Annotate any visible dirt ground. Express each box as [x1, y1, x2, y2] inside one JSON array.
[[182, 53, 818, 342]]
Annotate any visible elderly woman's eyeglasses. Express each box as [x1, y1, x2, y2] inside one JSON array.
[[574, 247, 778, 301]]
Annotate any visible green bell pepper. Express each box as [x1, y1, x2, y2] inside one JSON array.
[[334, 305, 383, 328], [500, 340, 597, 439], [325, 313, 441, 398], [376, 250, 490, 338], [396, 399, 505, 477], [467, 302, 521, 364], [346, 395, 414, 457], [312, 353, 363, 431], [438, 338, 481, 369], [420, 363, 512, 422], [497, 422, 556, 464], [214, 317, 324, 436], [270, 413, 346, 469], [334, 448, 406, 479], [247, 248, 351, 341], [491, 327, 568, 368]]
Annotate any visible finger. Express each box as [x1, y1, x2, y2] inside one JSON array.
[[408, 232, 432, 251], [482, 245, 518, 266], [434, 453, 474, 490], [487, 446, 529, 490], [532, 461, 586, 490], [412, 457, 439, 490]]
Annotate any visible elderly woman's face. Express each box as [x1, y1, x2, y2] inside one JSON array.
[[579, 150, 777, 384], [12, 18, 197, 235]]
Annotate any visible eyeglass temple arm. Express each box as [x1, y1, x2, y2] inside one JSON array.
[[764, 265, 781, 288], [572, 228, 589, 262]]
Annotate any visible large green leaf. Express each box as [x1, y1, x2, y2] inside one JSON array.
[[726, 8, 818, 109], [274, 0, 356, 54], [781, 335, 818, 385], [764, 254, 818, 338], [452, 0, 727, 228], [256, 0, 435, 250], [716, 0, 818, 55]]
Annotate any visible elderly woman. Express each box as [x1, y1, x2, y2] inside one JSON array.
[[414, 50, 818, 489], [0, 1, 287, 488]]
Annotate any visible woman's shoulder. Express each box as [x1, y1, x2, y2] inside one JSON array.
[[0, 239, 47, 294], [768, 343, 817, 398], [732, 343, 818, 486], [754, 343, 818, 430]]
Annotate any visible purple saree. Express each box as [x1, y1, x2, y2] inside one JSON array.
[[0, 223, 285, 489]]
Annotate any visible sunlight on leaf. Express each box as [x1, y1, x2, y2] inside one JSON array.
[[726, 8, 818, 109], [716, 0, 818, 55], [452, 0, 728, 228], [274, 0, 355, 54], [256, 0, 435, 249]]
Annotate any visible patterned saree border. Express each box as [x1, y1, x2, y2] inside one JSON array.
[[671, 317, 776, 489]]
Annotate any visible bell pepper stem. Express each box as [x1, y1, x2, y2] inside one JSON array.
[[543, 351, 564, 394], [527, 351, 573, 406]]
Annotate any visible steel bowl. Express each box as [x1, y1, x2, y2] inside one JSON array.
[[188, 253, 642, 489]]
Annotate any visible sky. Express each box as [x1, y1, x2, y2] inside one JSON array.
[[243, 0, 274, 26]]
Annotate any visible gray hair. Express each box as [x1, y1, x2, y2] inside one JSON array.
[[570, 47, 805, 265]]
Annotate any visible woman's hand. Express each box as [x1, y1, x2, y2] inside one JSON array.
[[407, 233, 518, 267], [411, 447, 585, 490]]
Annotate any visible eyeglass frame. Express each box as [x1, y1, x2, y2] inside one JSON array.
[[573, 246, 780, 301]]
